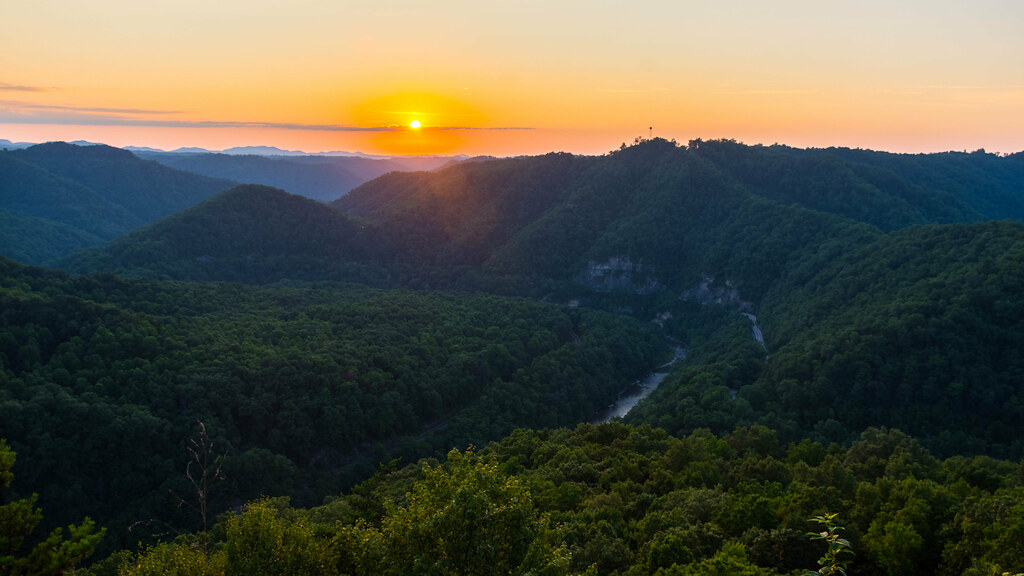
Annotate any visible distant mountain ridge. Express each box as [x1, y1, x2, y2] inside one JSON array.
[[0, 138, 35, 150], [137, 150, 457, 202], [64, 138, 1024, 295], [124, 143, 466, 160], [0, 142, 233, 264], [0, 141, 468, 264]]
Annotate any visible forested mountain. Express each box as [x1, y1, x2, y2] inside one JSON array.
[[65, 140, 1024, 299], [138, 151, 456, 202], [57, 184, 386, 284], [685, 140, 1024, 229], [4, 138, 1024, 575], [334, 139, 1023, 291], [54, 140, 1024, 461], [786, 145, 1024, 223], [628, 220, 1024, 458], [8, 143, 234, 223], [0, 143, 233, 264], [0, 153, 141, 263]]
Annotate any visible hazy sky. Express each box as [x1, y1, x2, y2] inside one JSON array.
[[2, 0, 1022, 155]]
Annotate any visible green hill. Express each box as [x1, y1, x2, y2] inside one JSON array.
[[139, 151, 456, 203], [628, 220, 1024, 458], [9, 143, 234, 221], [0, 143, 233, 264], [0, 153, 143, 263], [58, 184, 385, 284]]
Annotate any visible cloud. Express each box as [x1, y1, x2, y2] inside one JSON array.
[[0, 102, 533, 132], [414, 125, 533, 131], [0, 83, 44, 92], [710, 88, 818, 96], [0, 101, 183, 115], [595, 87, 670, 94]]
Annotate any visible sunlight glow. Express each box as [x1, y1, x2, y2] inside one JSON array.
[[410, 119, 421, 129]]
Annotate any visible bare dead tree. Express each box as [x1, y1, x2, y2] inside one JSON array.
[[169, 421, 225, 555]]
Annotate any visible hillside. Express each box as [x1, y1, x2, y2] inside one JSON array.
[[69, 140, 1024, 300], [0, 143, 233, 264], [62, 140, 1024, 455], [335, 139, 1024, 292], [0, 153, 141, 262], [628, 220, 1024, 458], [9, 143, 234, 222], [58, 184, 386, 284], [139, 151, 456, 202]]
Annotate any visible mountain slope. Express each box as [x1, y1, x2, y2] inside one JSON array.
[[53, 141, 1024, 460], [335, 152, 598, 267], [138, 153, 363, 202], [140, 151, 456, 202], [628, 219, 1024, 458], [335, 140, 880, 300], [72, 138, 1021, 300], [10, 142, 234, 222], [793, 146, 1024, 222], [0, 209, 105, 264], [0, 152, 145, 263], [687, 139, 987, 230], [58, 184, 384, 284], [0, 143, 234, 264]]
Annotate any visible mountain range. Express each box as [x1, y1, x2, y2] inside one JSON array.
[[0, 143, 233, 264], [51, 137, 1024, 458], [2, 137, 1023, 575], [0, 142, 463, 264]]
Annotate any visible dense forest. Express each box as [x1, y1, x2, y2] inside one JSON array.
[[0, 256, 664, 551], [2, 138, 1023, 574], [67, 423, 1024, 576], [629, 220, 1024, 459], [54, 140, 1024, 456]]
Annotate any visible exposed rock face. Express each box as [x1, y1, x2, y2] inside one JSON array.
[[681, 275, 753, 312], [580, 255, 662, 294]]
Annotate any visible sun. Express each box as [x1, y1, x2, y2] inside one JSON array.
[[409, 119, 421, 129]]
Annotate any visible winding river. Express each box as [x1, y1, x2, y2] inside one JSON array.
[[592, 347, 685, 424], [592, 309, 767, 423]]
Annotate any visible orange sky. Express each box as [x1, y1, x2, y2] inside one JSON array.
[[2, 1, 1023, 156]]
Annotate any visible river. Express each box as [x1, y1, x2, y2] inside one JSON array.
[[592, 347, 685, 424]]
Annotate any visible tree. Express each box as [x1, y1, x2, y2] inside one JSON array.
[[374, 448, 575, 576], [0, 439, 105, 575], [169, 422, 224, 557]]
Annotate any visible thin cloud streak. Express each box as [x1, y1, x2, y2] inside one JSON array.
[[0, 83, 44, 92], [0, 100, 184, 115], [0, 107, 533, 132], [416, 126, 533, 131]]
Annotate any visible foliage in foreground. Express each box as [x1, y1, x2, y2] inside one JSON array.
[[103, 424, 1024, 576], [1, 438, 104, 575], [120, 449, 582, 576]]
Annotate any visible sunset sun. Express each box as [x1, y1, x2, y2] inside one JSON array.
[[409, 119, 421, 129]]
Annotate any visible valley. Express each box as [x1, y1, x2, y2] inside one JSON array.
[[1, 138, 1023, 575]]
